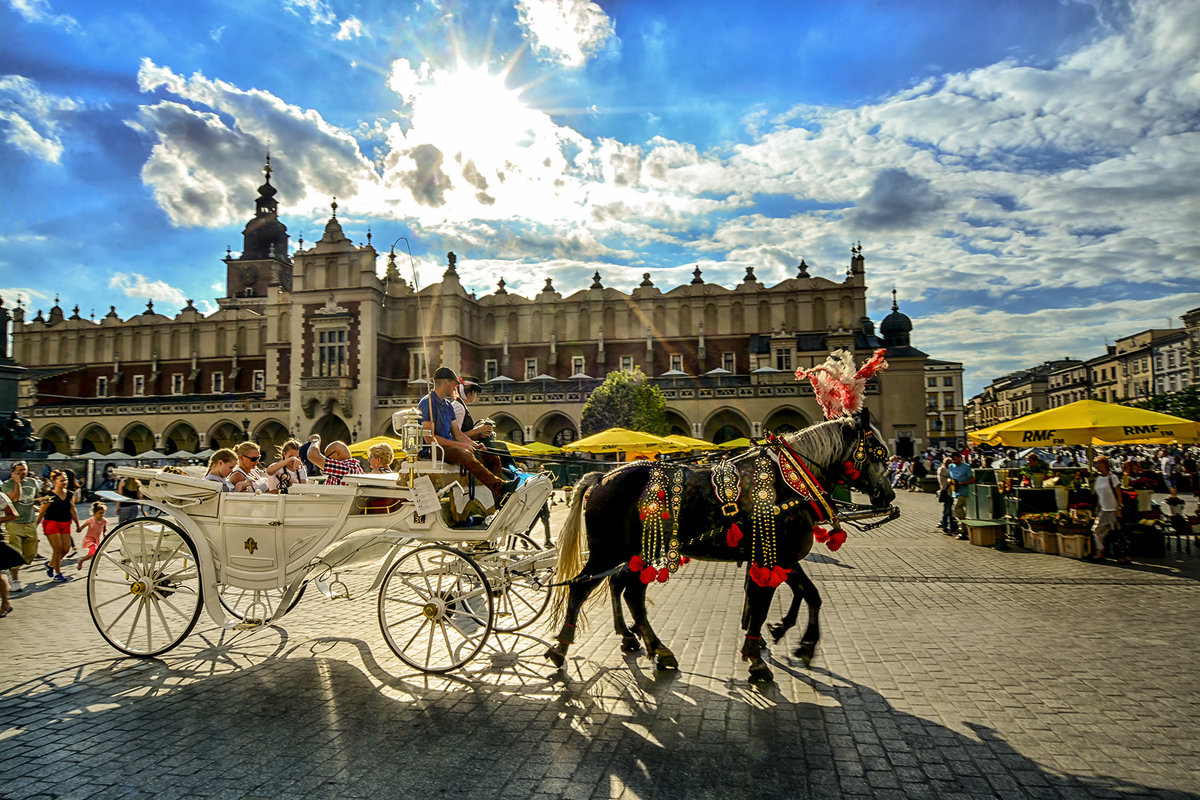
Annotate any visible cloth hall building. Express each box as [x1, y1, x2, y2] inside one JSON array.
[[9, 162, 958, 460]]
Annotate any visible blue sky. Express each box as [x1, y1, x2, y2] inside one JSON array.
[[2, 0, 1198, 396]]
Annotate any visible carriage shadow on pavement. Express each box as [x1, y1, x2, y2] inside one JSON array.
[[2, 630, 1197, 800]]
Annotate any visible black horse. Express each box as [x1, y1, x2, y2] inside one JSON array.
[[547, 410, 897, 682]]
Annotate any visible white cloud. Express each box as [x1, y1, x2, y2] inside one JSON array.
[[0, 75, 79, 163], [8, 0, 78, 31], [335, 17, 364, 41], [108, 273, 188, 308], [514, 0, 615, 68], [282, 0, 335, 26], [130, 60, 379, 226]]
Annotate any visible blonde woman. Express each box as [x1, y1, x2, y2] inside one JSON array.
[[230, 441, 267, 492], [367, 442, 396, 474]]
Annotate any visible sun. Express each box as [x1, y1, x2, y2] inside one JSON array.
[[414, 62, 542, 168]]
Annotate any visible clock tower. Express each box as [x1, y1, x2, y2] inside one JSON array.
[[225, 155, 292, 299]]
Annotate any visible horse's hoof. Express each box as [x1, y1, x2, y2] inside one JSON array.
[[767, 622, 789, 643], [748, 662, 774, 683], [620, 636, 641, 654], [794, 641, 816, 665], [655, 651, 679, 671], [544, 647, 565, 668]]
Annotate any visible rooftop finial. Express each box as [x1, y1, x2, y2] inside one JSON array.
[[263, 152, 272, 183], [691, 266, 703, 284], [891, 288, 899, 312], [331, 196, 338, 217]]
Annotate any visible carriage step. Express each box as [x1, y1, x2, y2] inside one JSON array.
[[315, 574, 351, 600]]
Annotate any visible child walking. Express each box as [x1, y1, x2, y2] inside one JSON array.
[[76, 502, 108, 571]]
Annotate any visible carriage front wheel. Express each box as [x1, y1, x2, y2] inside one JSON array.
[[86, 517, 203, 657], [377, 545, 494, 673]]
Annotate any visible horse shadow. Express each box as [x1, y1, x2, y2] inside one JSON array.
[[2, 633, 1195, 800]]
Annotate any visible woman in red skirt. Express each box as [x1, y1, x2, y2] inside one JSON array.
[[35, 471, 79, 582]]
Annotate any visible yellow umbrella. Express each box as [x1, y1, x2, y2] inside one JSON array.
[[348, 435, 404, 457], [562, 428, 686, 454], [967, 399, 1200, 447], [522, 441, 563, 455], [664, 434, 717, 451], [487, 440, 535, 457], [713, 437, 754, 450]]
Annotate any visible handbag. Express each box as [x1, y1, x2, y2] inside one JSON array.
[[936, 486, 950, 503]]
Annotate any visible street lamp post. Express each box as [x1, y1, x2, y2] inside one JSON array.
[[242, 418, 251, 442]]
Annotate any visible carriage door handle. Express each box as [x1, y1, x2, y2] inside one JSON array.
[[269, 520, 283, 526]]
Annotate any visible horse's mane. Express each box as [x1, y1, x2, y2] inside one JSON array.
[[780, 416, 854, 467]]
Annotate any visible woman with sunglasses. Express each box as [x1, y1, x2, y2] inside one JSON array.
[[230, 441, 268, 493]]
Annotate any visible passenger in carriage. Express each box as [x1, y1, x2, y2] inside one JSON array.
[[230, 442, 268, 492], [204, 449, 238, 491], [420, 366, 519, 506], [305, 438, 364, 486], [265, 439, 308, 493], [453, 379, 515, 473], [367, 442, 396, 474]]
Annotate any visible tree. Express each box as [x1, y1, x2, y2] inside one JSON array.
[[580, 367, 669, 436], [1119, 386, 1200, 420]]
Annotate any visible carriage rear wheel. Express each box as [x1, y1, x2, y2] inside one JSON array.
[[218, 583, 307, 626], [86, 517, 203, 657], [490, 532, 553, 633], [377, 545, 494, 673]]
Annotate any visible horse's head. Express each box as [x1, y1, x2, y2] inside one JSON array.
[[841, 408, 896, 510]]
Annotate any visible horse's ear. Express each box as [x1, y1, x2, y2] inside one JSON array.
[[855, 407, 871, 432]]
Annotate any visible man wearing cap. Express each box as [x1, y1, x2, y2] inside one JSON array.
[[420, 366, 518, 504]]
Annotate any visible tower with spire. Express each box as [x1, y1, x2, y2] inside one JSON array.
[[225, 155, 292, 300]]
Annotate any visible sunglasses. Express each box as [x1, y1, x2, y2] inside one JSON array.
[[243, 455, 261, 462]]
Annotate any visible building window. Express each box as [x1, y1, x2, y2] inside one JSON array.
[[774, 348, 792, 371], [252, 370, 265, 392], [317, 328, 348, 377], [670, 354, 683, 372], [571, 355, 585, 376], [96, 376, 107, 397], [927, 394, 938, 410], [943, 392, 955, 408], [945, 418, 956, 431], [927, 377, 937, 387], [212, 372, 224, 393], [525, 359, 538, 381], [722, 352, 735, 372], [943, 377, 953, 386], [620, 356, 634, 371], [485, 359, 498, 381], [171, 374, 183, 395], [133, 375, 145, 396]]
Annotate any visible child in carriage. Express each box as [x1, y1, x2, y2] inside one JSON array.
[[76, 502, 108, 571], [266, 439, 308, 493], [204, 449, 238, 491]]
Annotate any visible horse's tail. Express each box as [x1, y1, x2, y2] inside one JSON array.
[[549, 470, 604, 629]]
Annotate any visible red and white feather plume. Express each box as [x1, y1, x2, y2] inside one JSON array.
[[794, 348, 889, 420]]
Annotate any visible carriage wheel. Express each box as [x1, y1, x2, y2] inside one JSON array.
[[491, 532, 553, 633], [86, 517, 203, 658], [218, 583, 307, 625], [377, 545, 494, 673]]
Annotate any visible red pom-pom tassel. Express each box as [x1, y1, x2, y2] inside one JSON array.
[[656, 567, 669, 583], [726, 522, 743, 548], [629, 555, 644, 572], [640, 567, 656, 584]]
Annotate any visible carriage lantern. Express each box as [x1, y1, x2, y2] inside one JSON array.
[[393, 408, 425, 461]]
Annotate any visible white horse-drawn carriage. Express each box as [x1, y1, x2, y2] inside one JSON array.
[[86, 410, 556, 673]]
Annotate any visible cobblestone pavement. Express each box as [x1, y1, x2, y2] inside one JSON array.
[[2, 491, 1199, 799]]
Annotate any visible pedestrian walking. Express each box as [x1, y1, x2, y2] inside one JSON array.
[[2, 461, 41, 592], [1090, 456, 1129, 563], [116, 477, 142, 524], [947, 451, 974, 540], [35, 471, 79, 582], [0, 491, 19, 617], [936, 455, 956, 534]]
